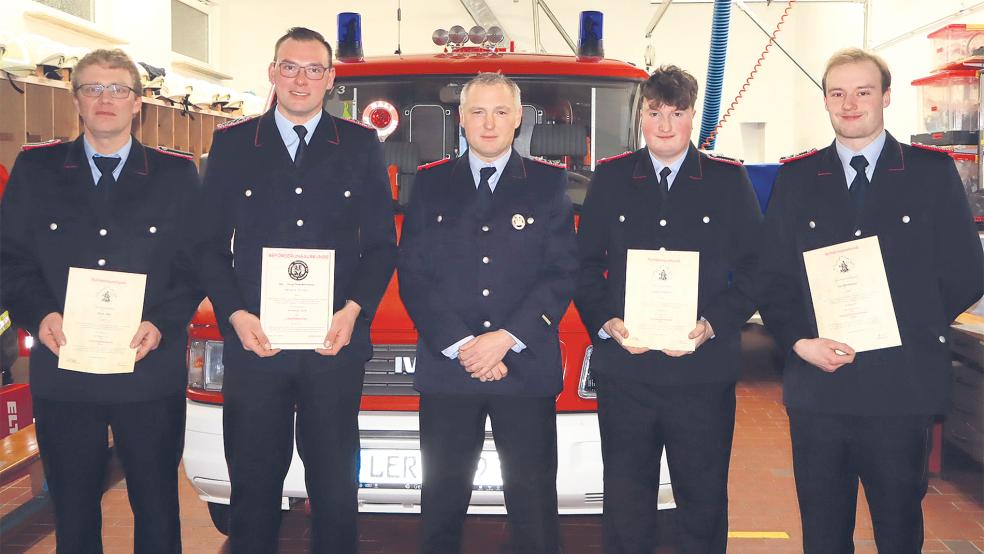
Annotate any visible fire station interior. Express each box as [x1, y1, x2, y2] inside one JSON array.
[[2, 0, 984, 553]]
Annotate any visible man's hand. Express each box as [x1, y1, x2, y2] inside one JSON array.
[[662, 319, 714, 357], [602, 317, 649, 354], [229, 310, 280, 357], [469, 361, 509, 382], [38, 312, 66, 356], [316, 300, 361, 356], [130, 321, 162, 362], [458, 330, 515, 374], [793, 338, 855, 373]]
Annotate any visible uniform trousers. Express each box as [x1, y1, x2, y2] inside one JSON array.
[[222, 355, 365, 554], [596, 374, 736, 554], [787, 409, 933, 554], [419, 393, 559, 554], [33, 393, 186, 554]]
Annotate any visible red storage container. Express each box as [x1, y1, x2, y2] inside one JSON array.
[[928, 24, 984, 67], [912, 70, 979, 137]]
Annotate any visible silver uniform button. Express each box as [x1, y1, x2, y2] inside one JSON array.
[[483, 320, 491, 328], [854, 229, 862, 237], [244, 189, 252, 197], [618, 215, 625, 222], [527, 217, 534, 224], [902, 215, 910, 223], [437, 215, 443, 223], [938, 335, 946, 343], [809, 221, 816, 229], [295, 187, 303, 195], [659, 219, 667, 227], [482, 256, 490, 264], [296, 219, 304, 227], [482, 225, 490, 232], [49, 222, 58, 231], [482, 289, 490, 297], [149, 226, 157, 234], [702, 216, 710, 223], [99, 228, 108, 236], [97, 258, 106, 266], [344, 190, 351, 198]]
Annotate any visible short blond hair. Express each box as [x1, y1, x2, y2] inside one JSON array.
[[822, 48, 891, 94], [459, 72, 522, 111], [71, 49, 142, 96]]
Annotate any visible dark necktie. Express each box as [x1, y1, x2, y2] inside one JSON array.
[[849, 155, 869, 215], [293, 125, 308, 168], [93, 156, 120, 200], [476, 166, 496, 217], [658, 166, 672, 204]]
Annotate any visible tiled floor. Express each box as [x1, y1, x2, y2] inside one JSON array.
[[2, 327, 982, 553]]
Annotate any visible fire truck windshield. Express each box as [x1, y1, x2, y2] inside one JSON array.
[[324, 77, 641, 208]]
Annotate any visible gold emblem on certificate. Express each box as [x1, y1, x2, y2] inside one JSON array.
[[803, 236, 901, 353], [59, 267, 147, 374], [260, 247, 335, 350]]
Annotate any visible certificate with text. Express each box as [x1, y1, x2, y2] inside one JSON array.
[[622, 249, 700, 351], [803, 236, 901, 353], [260, 247, 334, 350], [58, 268, 146, 374]]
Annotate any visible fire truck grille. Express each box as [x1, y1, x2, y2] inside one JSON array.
[[363, 344, 419, 396]]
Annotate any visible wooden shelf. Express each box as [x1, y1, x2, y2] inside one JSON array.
[[0, 74, 233, 171]]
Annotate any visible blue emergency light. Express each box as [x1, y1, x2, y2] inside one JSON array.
[[337, 12, 364, 62], [577, 11, 604, 60]]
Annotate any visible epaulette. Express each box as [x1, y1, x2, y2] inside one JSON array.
[[780, 149, 818, 164], [21, 139, 62, 151], [911, 143, 950, 155], [417, 157, 453, 171], [597, 151, 632, 165], [215, 114, 259, 131], [338, 117, 376, 131], [704, 152, 744, 166], [529, 157, 566, 169], [155, 146, 193, 160]]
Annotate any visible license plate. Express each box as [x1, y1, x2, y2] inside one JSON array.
[[358, 449, 503, 491]]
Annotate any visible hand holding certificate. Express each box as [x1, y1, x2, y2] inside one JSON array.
[[622, 249, 700, 351], [58, 268, 147, 374], [803, 236, 901, 353], [260, 247, 335, 350]]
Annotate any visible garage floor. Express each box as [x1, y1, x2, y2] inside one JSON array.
[[2, 328, 982, 553]]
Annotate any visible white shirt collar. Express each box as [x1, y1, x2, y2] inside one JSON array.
[[835, 129, 886, 186], [467, 149, 512, 191], [648, 148, 688, 190]]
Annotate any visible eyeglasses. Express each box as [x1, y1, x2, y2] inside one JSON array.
[[75, 83, 135, 99], [275, 61, 330, 80]]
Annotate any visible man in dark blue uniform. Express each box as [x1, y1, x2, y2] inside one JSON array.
[[758, 48, 984, 553], [574, 66, 762, 554], [197, 28, 397, 552], [0, 49, 202, 553], [399, 72, 577, 554]]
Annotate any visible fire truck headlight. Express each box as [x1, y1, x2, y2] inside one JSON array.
[[486, 26, 504, 46], [188, 339, 225, 391], [468, 25, 486, 45], [577, 345, 597, 399], [432, 29, 449, 47], [448, 25, 468, 47]]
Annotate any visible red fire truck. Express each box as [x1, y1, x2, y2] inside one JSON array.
[[182, 12, 674, 533]]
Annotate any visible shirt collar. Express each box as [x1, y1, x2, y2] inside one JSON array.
[[648, 148, 688, 189], [84, 135, 132, 181], [467, 149, 511, 191], [274, 107, 322, 148], [835, 129, 886, 184]]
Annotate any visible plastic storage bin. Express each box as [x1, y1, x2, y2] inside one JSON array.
[[912, 70, 979, 144], [950, 152, 984, 223], [929, 24, 984, 68]]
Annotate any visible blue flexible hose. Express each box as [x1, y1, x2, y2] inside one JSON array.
[[699, 0, 732, 150]]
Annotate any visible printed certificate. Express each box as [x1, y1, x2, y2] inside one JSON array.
[[803, 236, 901, 353], [58, 268, 146, 374], [260, 247, 335, 349], [622, 249, 700, 351]]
